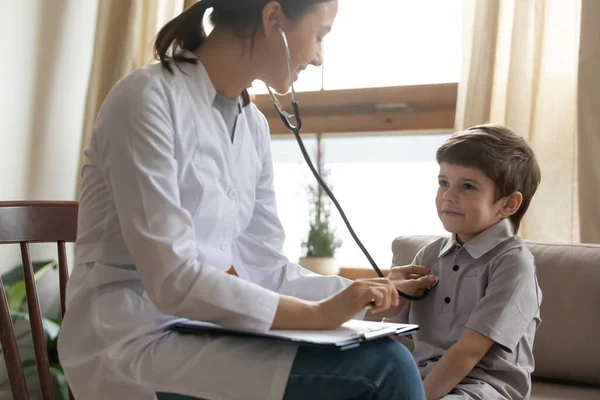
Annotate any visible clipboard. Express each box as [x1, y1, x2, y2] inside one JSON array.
[[171, 319, 419, 350]]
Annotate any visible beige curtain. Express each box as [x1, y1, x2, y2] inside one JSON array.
[[184, 0, 199, 10], [577, 1, 600, 243], [456, 0, 600, 243], [77, 0, 183, 192]]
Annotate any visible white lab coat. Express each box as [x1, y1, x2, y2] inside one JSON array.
[[57, 52, 353, 400]]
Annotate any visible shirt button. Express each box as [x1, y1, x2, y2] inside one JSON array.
[[220, 241, 229, 251], [228, 188, 237, 200], [444, 297, 451, 304], [453, 265, 459, 271]]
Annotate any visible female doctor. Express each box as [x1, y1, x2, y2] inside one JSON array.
[[58, 1, 435, 399]]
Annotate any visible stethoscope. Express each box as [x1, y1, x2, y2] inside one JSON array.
[[266, 23, 432, 301]]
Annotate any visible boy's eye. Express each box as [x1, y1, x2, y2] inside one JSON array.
[[462, 183, 476, 190], [438, 180, 448, 187]]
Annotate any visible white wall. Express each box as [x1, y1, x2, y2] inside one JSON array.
[[0, 3, 99, 396], [0, 0, 98, 274]]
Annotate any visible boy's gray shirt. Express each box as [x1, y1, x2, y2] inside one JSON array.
[[391, 219, 542, 399]]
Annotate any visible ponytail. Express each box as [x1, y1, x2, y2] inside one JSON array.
[[153, 0, 212, 74]]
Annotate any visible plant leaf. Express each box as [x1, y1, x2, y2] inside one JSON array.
[[0, 360, 38, 389], [33, 261, 56, 281], [32, 261, 57, 281], [10, 310, 61, 340], [302, 165, 342, 258], [22, 359, 37, 371], [7, 281, 26, 310], [0, 327, 41, 356], [0, 361, 69, 400], [47, 336, 60, 365], [4, 261, 57, 311], [50, 366, 69, 400], [2, 260, 56, 289]]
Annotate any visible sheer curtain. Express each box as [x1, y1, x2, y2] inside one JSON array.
[[577, 0, 600, 244], [77, 0, 183, 193], [456, 0, 600, 243]]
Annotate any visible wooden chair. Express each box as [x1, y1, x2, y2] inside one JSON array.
[[0, 201, 77, 400]]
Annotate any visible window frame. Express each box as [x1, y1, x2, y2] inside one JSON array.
[[253, 83, 457, 135]]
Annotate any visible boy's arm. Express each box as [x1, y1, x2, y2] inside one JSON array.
[[423, 328, 493, 400]]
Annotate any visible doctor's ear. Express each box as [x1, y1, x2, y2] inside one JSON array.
[[261, 1, 285, 35]]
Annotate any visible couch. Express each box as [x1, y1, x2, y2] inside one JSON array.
[[391, 236, 600, 400]]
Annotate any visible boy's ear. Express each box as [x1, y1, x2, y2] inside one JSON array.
[[499, 191, 523, 218]]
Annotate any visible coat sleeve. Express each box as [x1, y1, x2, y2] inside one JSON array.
[[98, 72, 280, 332]]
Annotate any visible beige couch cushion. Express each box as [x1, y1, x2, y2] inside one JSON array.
[[392, 236, 600, 385], [531, 380, 600, 400]]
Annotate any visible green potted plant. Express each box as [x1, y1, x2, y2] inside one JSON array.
[[0, 261, 69, 400], [298, 151, 342, 275]]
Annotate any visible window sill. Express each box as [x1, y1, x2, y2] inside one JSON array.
[[254, 83, 457, 134]]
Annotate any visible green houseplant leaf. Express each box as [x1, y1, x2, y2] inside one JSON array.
[[9, 310, 61, 341], [7, 282, 26, 311], [0, 361, 69, 400], [1, 259, 68, 399], [2, 260, 56, 290], [302, 162, 342, 258], [50, 366, 69, 400], [0, 261, 61, 355], [5, 261, 56, 311], [0, 359, 37, 390]]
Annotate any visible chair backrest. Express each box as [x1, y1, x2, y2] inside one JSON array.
[[0, 201, 78, 400]]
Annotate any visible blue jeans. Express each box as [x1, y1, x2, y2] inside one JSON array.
[[157, 338, 425, 400]]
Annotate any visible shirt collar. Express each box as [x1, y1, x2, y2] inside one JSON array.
[[438, 219, 514, 259], [438, 235, 460, 258]]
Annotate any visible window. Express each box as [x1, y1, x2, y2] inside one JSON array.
[[250, 65, 323, 95], [323, 0, 463, 90], [320, 134, 450, 268], [272, 133, 451, 268], [265, 1, 463, 268], [271, 135, 318, 263], [250, 0, 463, 94]]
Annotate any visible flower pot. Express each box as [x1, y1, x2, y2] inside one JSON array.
[[298, 257, 339, 275]]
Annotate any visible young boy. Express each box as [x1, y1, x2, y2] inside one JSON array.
[[387, 124, 542, 400]]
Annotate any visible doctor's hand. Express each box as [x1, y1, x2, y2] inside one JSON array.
[[388, 265, 437, 297], [314, 278, 400, 330]]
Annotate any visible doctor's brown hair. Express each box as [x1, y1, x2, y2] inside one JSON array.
[[436, 124, 541, 234], [154, 0, 334, 106]]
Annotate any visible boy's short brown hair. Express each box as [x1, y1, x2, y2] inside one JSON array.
[[436, 124, 541, 233]]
